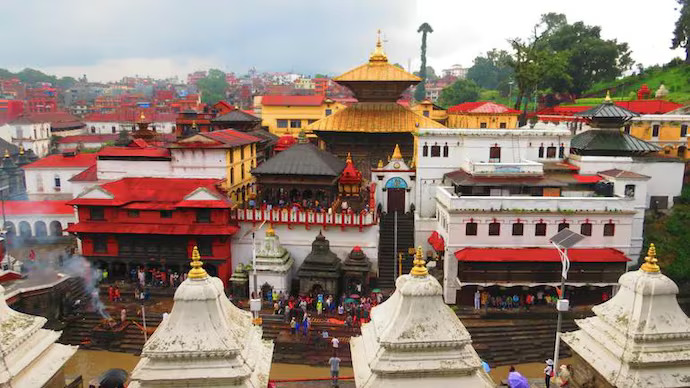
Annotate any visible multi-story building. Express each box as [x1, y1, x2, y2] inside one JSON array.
[[0, 114, 52, 157], [447, 101, 519, 129], [22, 151, 97, 200], [627, 114, 689, 159], [0, 99, 24, 123], [259, 95, 345, 138], [442, 64, 467, 79], [410, 100, 447, 125], [67, 177, 238, 285], [25, 84, 57, 113]]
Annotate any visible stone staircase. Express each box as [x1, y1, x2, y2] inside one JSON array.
[[377, 212, 415, 289]]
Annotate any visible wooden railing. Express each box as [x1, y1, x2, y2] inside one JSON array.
[[233, 208, 377, 231]]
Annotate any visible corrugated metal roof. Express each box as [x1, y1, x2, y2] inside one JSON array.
[[455, 248, 629, 263], [574, 101, 639, 119], [251, 143, 345, 177], [211, 110, 260, 122], [308, 102, 445, 133], [571, 130, 661, 152], [448, 101, 519, 114], [598, 169, 651, 180]]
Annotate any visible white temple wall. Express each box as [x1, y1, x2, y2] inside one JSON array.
[[170, 148, 227, 179], [97, 159, 172, 180]]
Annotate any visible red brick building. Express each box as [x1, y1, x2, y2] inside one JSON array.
[[67, 177, 238, 285]]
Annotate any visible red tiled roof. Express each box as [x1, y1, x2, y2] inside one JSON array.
[[98, 141, 171, 158], [10, 111, 82, 125], [23, 153, 97, 169], [0, 200, 73, 216], [448, 101, 519, 114], [261, 95, 325, 106], [67, 222, 238, 236], [202, 129, 260, 146], [598, 169, 650, 180], [69, 164, 98, 182], [58, 134, 118, 144], [455, 247, 630, 263], [274, 135, 297, 152]]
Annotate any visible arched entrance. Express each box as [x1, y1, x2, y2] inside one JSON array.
[[18, 221, 31, 238], [261, 282, 274, 301], [34, 221, 47, 237], [385, 177, 407, 213], [49, 221, 63, 236]]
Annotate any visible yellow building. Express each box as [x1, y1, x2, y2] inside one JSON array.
[[411, 99, 448, 125], [446, 101, 519, 129], [626, 114, 690, 159], [258, 95, 345, 137], [173, 129, 260, 204]]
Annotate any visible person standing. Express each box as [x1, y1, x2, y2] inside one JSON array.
[[544, 359, 554, 388], [317, 299, 323, 315], [290, 317, 297, 335], [474, 289, 481, 310], [329, 352, 341, 387], [331, 336, 339, 350], [120, 308, 127, 324], [507, 366, 529, 388]]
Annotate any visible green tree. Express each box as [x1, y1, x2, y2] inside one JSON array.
[[438, 79, 481, 108], [414, 66, 438, 82], [196, 69, 229, 104], [415, 22, 433, 101], [672, 0, 690, 63], [466, 49, 513, 90]]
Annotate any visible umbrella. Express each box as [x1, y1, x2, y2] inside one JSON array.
[[344, 298, 356, 304], [94, 369, 128, 388], [371, 288, 381, 293], [349, 294, 360, 299]]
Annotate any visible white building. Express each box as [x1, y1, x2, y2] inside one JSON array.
[[22, 151, 98, 200], [442, 64, 468, 79], [248, 225, 294, 295], [129, 249, 273, 387], [0, 200, 75, 241], [0, 116, 51, 157]]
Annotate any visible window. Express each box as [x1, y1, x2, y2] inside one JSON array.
[[90, 207, 105, 220], [241, 146, 245, 160], [127, 210, 140, 218], [558, 145, 565, 158], [681, 124, 688, 138], [652, 124, 660, 137], [196, 209, 211, 223], [465, 222, 478, 236], [423, 110, 430, 117], [307, 119, 317, 125], [241, 164, 246, 179], [91, 126, 96, 134], [290, 119, 301, 128], [538, 145, 544, 158], [111, 126, 117, 134], [197, 237, 213, 256], [512, 222, 524, 236], [499, 122, 507, 129], [277, 119, 288, 128], [325, 109, 332, 116], [625, 184, 635, 198], [443, 144, 449, 157], [624, 124, 631, 134], [93, 236, 107, 253], [489, 146, 501, 162], [488, 222, 500, 236], [535, 222, 547, 236], [546, 146, 557, 158], [580, 222, 592, 236], [603, 222, 615, 236], [230, 167, 234, 185], [558, 222, 570, 231], [16, 128, 23, 139], [422, 144, 429, 157], [160, 210, 173, 218], [480, 122, 488, 128], [430, 145, 441, 157], [54, 175, 61, 188]]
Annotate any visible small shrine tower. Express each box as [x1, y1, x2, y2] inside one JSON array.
[[249, 225, 294, 295]]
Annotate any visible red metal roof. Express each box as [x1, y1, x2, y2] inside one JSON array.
[[455, 247, 630, 263], [261, 95, 325, 106], [98, 143, 170, 158], [0, 200, 73, 216], [339, 156, 362, 184], [58, 134, 118, 144], [201, 129, 260, 146], [615, 100, 683, 115], [69, 164, 98, 182], [447, 101, 520, 114], [67, 222, 238, 236], [24, 153, 97, 169], [573, 174, 603, 183]]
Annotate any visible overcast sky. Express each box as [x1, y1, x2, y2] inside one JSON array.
[[0, 0, 684, 82]]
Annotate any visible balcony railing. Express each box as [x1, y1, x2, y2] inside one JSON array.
[[464, 159, 543, 176], [234, 208, 377, 230]]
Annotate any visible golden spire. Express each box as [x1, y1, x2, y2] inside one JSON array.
[[377, 159, 383, 168], [188, 246, 208, 279], [266, 224, 275, 237], [369, 29, 388, 63], [392, 144, 402, 160], [410, 245, 428, 277], [604, 90, 613, 104], [346, 152, 352, 163], [640, 243, 660, 273], [3, 149, 8, 158], [140, 112, 146, 121], [19, 146, 24, 155]]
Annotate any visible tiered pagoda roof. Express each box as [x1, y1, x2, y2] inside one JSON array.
[[297, 231, 342, 280], [251, 143, 345, 177], [339, 153, 362, 184], [308, 102, 444, 133]]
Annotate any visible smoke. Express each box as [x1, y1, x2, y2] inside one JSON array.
[[60, 254, 111, 320]]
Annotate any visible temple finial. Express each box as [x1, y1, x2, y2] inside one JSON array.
[[604, 90, 613, 104], [410, 245, 428, 277], [266, 224, 275, 237], [346, 152, 352, 163], [3, 149, 9, 158], [640, 243, 660, 273], [18, 146, 24, 155], [188, 246, 208, 279], [377, 159, 383, 168], [370, 29, 388, 62], [392, 144, 402, 160]]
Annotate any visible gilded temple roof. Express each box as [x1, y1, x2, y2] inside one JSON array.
[[308, 102, 445, 133]]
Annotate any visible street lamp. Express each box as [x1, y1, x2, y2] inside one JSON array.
[[549, 228, 585, 377]]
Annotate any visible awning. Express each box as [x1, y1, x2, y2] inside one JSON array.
[[67, 222, 239, 236], [428, 231, 445, 252], [573, 174, 603, 184], [455, 247, 629, 263], [457, 281, 618, 288]]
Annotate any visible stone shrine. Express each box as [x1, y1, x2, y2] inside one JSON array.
[[341, 246, 372, 295], [249, 225, 294, 295], [562, 244, 690, 387], [0, 284, 77, 388], [350, 247, 494, 387], [129, 247, 273, 387], [297, 231, 342, 295]]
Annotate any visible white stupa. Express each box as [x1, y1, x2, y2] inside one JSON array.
[[350, 247, 494, 387], [249, 225, 294, 295], [562, 244, 690, 387], [129, 247, 274, 388], [0, 284, 77, 388]]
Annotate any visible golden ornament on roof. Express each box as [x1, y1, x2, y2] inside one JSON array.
[[3, 149, 9, 158], [410, 245, 428, 277], [640, 243, 660, 273], [604, 90, 613, 103], [391, 144, 402, 160], [266, 224, 275, 237], [369, 29, 388, 63], [188, 246, 208, 279], [19, 146, 24, 155]]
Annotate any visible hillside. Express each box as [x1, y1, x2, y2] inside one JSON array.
[[583, 61, 690, 104]]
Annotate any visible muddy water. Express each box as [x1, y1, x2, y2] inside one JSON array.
[[488, 358, 572, 383], [64, 349, 354, 382]]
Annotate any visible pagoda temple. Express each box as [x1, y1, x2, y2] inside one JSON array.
[[129, 247, 273, 387], [249, 225, 294, 295], [562, 244, 690, 387], [341, 246, 372, 296], [308, 31, 445, 176], [350, 247, 494, 387], [338, 153, 363, 199], [296, 231, 342, 295]]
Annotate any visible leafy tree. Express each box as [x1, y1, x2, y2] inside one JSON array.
[[438, 79, 481, 108], [466, 49, 513, 90], [414, 66, 438, 82], [314, 73, 328, 79], [415, 23, 433, 101], [196, 69, 229, 104], [672, 0, 690, 63]]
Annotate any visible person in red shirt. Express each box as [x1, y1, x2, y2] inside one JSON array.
[[108, 286, 114, 302]]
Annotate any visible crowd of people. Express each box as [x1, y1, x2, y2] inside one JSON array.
[[473, 289, 565, 311], [246, 195, 371, 216]]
